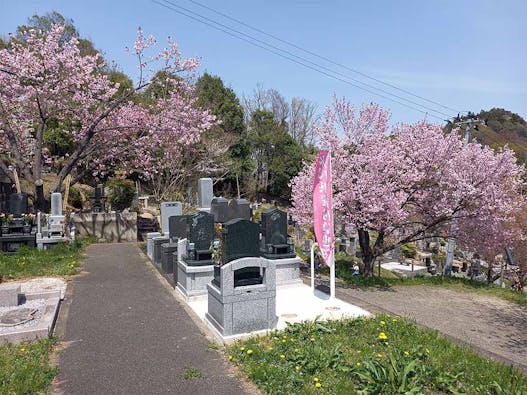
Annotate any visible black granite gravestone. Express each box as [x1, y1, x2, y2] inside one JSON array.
[[260, 208, 295, 259], [168, 215, 189, 242], [8, 193, 28, 217], [227, 198, 251, 221], [210, 197, 229, 223], [221, 218, 260, 264], [186, 211, 214, 264]]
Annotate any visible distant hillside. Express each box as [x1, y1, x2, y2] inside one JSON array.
[[466, 109, 527, 163]]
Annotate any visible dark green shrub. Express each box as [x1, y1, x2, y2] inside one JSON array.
[[68, 186, 83, 209]]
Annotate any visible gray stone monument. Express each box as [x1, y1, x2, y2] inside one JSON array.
[[210, 197, 229, 223], [160, 201, 182, 235], [197, 178, 213, 211], [48, 192, 65, 235], [206, 257, 277, 337]]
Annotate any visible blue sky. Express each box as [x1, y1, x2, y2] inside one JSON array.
[[1, 0, 525, 125]]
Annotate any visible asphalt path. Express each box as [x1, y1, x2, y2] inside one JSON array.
[[53, 243, 249, 395]]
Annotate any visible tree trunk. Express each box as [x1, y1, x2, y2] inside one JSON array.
[[358, 229, 375, 277], [34, 179, 49, 212]]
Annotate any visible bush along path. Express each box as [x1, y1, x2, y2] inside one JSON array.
[[227, 315, 527, 395]]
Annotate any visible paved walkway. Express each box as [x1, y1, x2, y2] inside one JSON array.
[[53, 243, 249, 395], [333, 284, 527, 372]]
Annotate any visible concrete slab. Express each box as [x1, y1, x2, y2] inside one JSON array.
[[0, 296, 60, 344], [188, 282, 370, 343]]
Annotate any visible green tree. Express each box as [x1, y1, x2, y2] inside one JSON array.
[[195, 73, 248, 196], [246, 110, 306, 199]]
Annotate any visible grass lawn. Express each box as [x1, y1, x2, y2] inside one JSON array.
[[0, 339, 58, 394], [0, 238, 93, 280], [227, 315, 527, 394], [0, 239, 93, 394], [311, 253, 527, 305]]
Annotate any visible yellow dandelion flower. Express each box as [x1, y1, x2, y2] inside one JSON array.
[[376, 353, 383, 358], [239, 346, 245, 351], [295, 366, 300, 371], [404, 351, 409, 356], [425, 348, 430, 354], [310, 337, 315, 342], [228, 355, 233, 361], [20, 348, 26, 352], [282, 339, 286, 343], [392, 318, 398, 322], [247, 349, 253, 355], [268, 346, 273, 351], [280, 354, 286, 359], [380, 320, 386, 325], [313, 377, 319, 382], [378, 332, 388, 340], [315, 382, 321, 388], [356, 362, 361, 366]]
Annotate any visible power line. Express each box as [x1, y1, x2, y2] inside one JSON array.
[[157, 0, 452, 119], [182, 0, 464, 115], [152, 0, 450, 121]]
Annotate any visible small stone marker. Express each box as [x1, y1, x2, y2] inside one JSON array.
[[0, 284, 20, 307]]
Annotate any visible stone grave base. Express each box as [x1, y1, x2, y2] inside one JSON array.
[[36, 234, 68, 250], [152, 236, 169, 266], [176, 260, 214, 299], [381, 261, 428, 277], [0, 278, 66, 344], [146, 232, 161, 260], [188, 282, 370, 344], [272, 257, 303, 286]]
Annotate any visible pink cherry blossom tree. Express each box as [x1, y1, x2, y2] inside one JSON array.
[[290, 97, 524, 276], [0, 25, 215, 208]]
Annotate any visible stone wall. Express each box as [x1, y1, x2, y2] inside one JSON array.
[[71, 212, 137, 242]]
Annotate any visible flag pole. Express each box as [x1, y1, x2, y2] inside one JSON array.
[[328, 150, 335, 299]]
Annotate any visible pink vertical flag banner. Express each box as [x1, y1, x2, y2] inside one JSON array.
[[312, 150, 335, 267]]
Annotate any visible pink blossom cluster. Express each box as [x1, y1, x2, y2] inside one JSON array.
[[290, 97, 524, 255]]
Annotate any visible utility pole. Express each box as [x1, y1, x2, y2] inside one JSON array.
[[444, 115, 484, 276]]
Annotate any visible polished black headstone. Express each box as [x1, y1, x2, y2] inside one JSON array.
[[221, 218, 260, 264], [261, 208, 287, 246], [188, 211, 214, 252], [168, 215, 189, 241], [8, 193, 28, 217]]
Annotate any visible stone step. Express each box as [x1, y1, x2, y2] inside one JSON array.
[[0, 284, 21, 307]]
